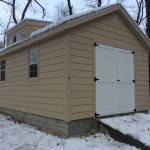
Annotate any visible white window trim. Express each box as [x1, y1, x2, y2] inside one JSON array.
[[29, 48, 38, 79], [0, 60, 5, 82]]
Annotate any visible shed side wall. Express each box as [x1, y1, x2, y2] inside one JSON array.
[[0, 33, 66, 121], [69, 13, 149, 121]]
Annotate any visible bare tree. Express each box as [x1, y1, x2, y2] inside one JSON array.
[[83, 0, 126, 9], [134, 0, 145, 25], [83, 0, 103, 8], [0, 8, 14, 48], [0, 18, 12, 47], [53, 1, 70, 21], [0, 0, 47, 24], [53, 0, 75, 21], [0, 0, 49, 47], [121, 0, 146, 33], [145, 0, 150, 38], [116, 0, 126, 3]]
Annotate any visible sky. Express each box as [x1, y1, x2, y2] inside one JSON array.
[[0, 0, 127, 22]]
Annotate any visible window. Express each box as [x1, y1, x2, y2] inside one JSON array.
[[20, 31, 25, 39], [111, 14, 120, 22], [29, 49, 38, 78], [13, 36, 16, 43], [16, 31, 25, 42], [8, 31, 25, 46], [1, 60, 5, 81], [9, 38, 13, 45]]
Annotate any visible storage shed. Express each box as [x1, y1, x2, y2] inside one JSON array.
[[0, 3, 149, 136]]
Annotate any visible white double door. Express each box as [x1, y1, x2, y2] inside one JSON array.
[[95, 44, 135, 116]]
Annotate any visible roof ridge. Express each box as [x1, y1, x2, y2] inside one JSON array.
[[30, 3, 120, 38]]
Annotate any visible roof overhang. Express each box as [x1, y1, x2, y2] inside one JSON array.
[[6, 18, 52, 35]]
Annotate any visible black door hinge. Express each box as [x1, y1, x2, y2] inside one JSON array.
[[133, 108, 136, 112], [94, 42, 99, 47], [131, 51, 135, 54], [95, 113, 100, 118], [94, 77, 100, 82], [132, 79, 135, 83]]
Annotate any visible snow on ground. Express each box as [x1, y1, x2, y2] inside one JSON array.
[[0, 114, 139, 150], [101, 113, 150, 147]]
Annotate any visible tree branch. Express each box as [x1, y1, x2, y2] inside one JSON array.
[[136, 0, 140, 8], [12, 0, 18, 24], [0, 0, 12, 6], [34, 0, 46, 18], [139, 0, 144, 24], [21, 0, 32, 21]]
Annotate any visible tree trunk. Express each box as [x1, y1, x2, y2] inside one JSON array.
[[67, 0, 73, 15], [145, 0, 150, 38], [98, 0, 102, 7]]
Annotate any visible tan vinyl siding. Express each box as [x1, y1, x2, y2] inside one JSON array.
[[1, 9, 149, 123], [0, 34, 66, 121], [69, 35, 94, 120], [69, 13, 149, 121]]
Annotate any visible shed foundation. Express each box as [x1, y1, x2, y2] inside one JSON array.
[[0, 107, 97, 137]]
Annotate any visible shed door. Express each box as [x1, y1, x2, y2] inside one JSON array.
[[117, 49, 135, 114], [95, 44, 135, 117], [95, 45, 117, 116]]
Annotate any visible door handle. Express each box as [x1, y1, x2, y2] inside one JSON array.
[[117, 80, 120, 81]]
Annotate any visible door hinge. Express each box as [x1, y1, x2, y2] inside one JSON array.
[[132, 79, 135, 83], [95, 113, 100, 118], [94, 42, 99, 47], [131, 51, 135, 54], [133, 108, 136, 112], [94, 77, 100, 82]]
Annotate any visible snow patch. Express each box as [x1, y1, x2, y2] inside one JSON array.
[[0, 114, 139, 150], [0, 41, 22, 52], [101, 113, 150, 147]]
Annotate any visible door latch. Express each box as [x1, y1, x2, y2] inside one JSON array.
[[117, 80, 120, 81], [94, 77, 99, 82], [95, 113, 100, 118]]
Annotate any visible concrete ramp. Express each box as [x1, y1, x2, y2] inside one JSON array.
[[97, 113, 150, 150]]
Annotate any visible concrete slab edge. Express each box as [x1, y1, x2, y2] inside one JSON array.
[[98, 121, 150, 150]]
